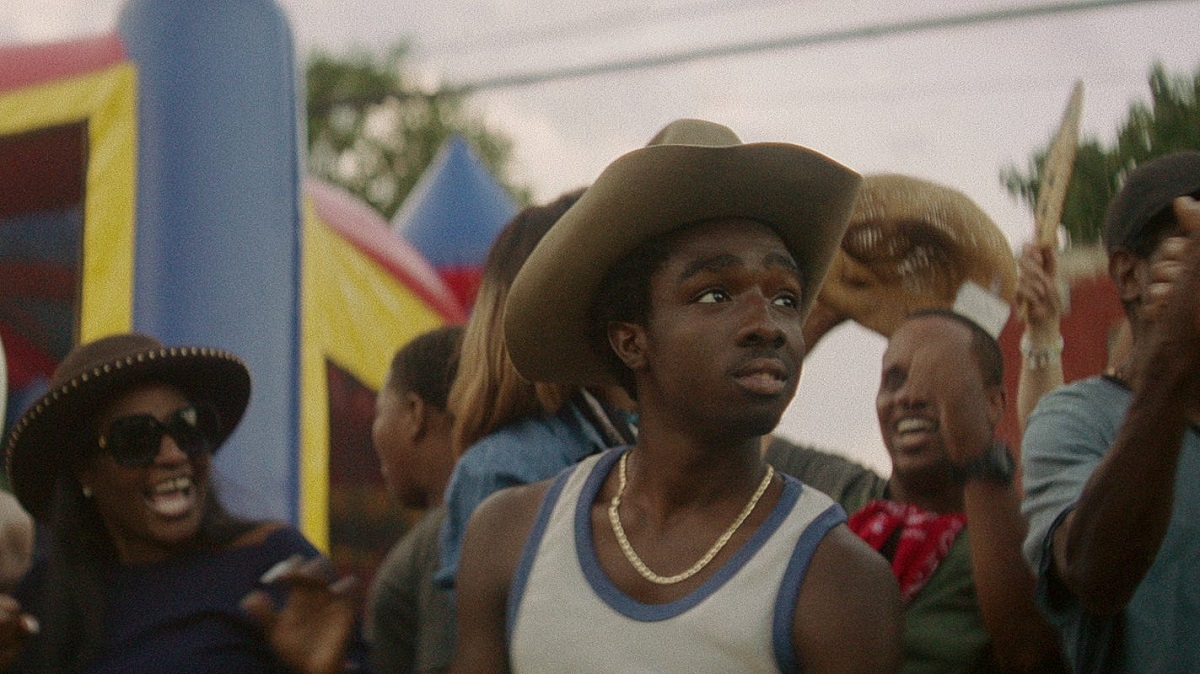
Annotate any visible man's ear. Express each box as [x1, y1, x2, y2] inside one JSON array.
[[403, 390, 428, 442], [986, 385, 1005, 428], [607, 320, 647, 371], [1109, 249, 1143, 306]]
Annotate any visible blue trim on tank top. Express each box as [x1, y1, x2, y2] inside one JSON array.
[[506, 464, 575, 645], [574, 447, 803, 622], [769, 502, 847, 674]]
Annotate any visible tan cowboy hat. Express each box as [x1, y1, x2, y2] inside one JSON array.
[[819, 173, 1017, 337], [6, 332, 251, 520], [504, 118, 862, 386]]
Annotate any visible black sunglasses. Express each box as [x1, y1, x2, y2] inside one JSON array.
[[96, 404, 220, 468]]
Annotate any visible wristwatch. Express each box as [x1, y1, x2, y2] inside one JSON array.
[[953, 442, 1015, 485]]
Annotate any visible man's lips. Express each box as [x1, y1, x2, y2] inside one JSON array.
[[889, 415, 938, 451], [733, 358, 790, 396], [895, 417, 937, 434]]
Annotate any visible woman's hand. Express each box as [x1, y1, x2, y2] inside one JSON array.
[[241, 555, 360, 674], [1015, 243, 1063, 329]]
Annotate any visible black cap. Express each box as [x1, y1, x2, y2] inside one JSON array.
[[1103, 151, 1200, 254]]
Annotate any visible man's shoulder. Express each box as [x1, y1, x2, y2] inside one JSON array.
[[454, 478, 556, 607], [1025, 376, 1127, 452], [468, 478, 555, 541], [380, 507, 447, 573], [1032, 375, 1126, 418], [372, 508, 448, 603], [467, 449, 608, 560], [793, 524, 904, 671], [766, 435, 887, 510]]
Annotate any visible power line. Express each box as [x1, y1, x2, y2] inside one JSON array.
[[439, 0, 1190, 95], [420, 0, 800, 56]]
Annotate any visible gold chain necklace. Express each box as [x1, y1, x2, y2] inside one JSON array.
[[607, 450, 774, 585]]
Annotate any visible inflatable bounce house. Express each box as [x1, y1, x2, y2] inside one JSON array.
[[0, 0, 515, 587], [394, 134, 519, 310]]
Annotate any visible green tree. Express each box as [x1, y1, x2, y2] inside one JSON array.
[[1003, 63, 1200, 246], [306, 45, 530, 220]]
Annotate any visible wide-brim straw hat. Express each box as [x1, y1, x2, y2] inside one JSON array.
[[6, 332, 251, 520], [819, 173, 1017, 337], [504, 118, 861, 386]]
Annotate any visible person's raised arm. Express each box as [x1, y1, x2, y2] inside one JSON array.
[[940, 347, 1066, 672], [792, 526, 902, 674], [1052, 196, 1200, 616], [1015, 243, 1065, 431], [449, 484, 545, 674], [963, 478, 1066, 673]]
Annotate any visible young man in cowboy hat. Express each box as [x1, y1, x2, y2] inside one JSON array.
[[1020, 151, 1200, 672], [449, 119, 902, 673]]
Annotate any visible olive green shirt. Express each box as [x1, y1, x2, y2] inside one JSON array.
[[766, 437, 995, 674]]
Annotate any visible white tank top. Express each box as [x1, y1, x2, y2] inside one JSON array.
[[507, 448, 844, 674]]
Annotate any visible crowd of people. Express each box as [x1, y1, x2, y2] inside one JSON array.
[[0, 119, 1196, 673]]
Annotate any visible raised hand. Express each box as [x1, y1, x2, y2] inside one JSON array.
[[1144, 197, 1200, 319], [937, 357, 997, 468], [241, 555, 360, 674], [1015, 243, 1062, 329], [1125, 196, 1200, 406], [0, 594, 37, 671]]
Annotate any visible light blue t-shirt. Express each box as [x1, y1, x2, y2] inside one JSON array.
[[1021, 376, 1200, 673], [435, 399, 627, 589]]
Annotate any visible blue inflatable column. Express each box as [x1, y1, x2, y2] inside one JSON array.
[[118, 0, 302, 522]]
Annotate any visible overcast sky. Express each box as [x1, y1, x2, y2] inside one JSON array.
[[3, 0, 1197, 473]]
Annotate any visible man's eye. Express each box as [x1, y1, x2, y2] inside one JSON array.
[[697, 289, 729, 303], [880, 369, 904, 392], [773, 293, 799, 309]]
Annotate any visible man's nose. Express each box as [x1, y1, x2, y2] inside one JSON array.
[[892, 371, 933, 411], [737, 292, 786, 347]]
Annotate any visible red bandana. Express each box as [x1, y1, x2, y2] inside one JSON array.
[[847, 500, 967, 604]]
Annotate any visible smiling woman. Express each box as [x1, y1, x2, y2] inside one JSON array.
[[0, 333, 367, 674]]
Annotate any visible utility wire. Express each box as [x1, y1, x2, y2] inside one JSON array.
[[420, 0, 799, 56], [439, 0, 1190, 95]]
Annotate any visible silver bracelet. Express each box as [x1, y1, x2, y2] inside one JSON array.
[[1020, 333, 1064, 371]]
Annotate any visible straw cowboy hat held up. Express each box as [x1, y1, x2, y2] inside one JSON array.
[[820, 173, 1018, 337], [504, 118, 862, 387], [6, 332, 251, 520]]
